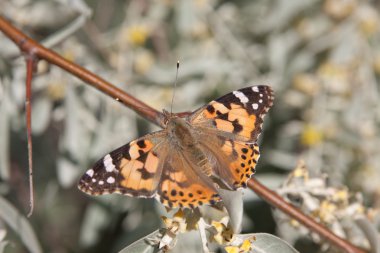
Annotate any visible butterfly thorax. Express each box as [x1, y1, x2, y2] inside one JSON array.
[[166, 116, 213, 176], [166, 116, 197, 148]]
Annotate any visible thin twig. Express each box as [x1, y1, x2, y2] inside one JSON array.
[[0, 15, 368, 253], [25, 56, 36, 217]]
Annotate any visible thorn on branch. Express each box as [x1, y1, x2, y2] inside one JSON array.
[[25, 55, 38, 218]]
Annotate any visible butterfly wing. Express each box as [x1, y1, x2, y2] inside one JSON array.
[[78, 131, 167, 198], [156, 149, 221, 209], [189, 85, 273, 189], [78, 131, 220, 209], [199, 134, 260, 189], [190, 85, 274, 143]]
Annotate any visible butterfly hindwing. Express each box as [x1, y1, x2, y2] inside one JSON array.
[[198, 132, 260, 190], [218, 140, 260, 189], [191, 85, 274, 142], [78, 132, 167, 198], [157, 150, 221, 208]]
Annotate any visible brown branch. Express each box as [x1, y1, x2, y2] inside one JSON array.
[[0, 16, 164, 128], [25, 56, 36, 217], [0, 15, 368, 253], [248, 178, 367, 253]]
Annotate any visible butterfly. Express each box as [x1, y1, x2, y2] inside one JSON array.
[[78, 85, 274, 209]]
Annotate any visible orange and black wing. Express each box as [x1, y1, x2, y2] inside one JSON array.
[[200, 136, 261, 189], [156, 149, 221, 209], [190, 85, 274, 142], [78, 132, 167, 198], [190, 85, 273, 189]]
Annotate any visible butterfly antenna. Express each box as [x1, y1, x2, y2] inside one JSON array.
[[170, 61, 180, 114]]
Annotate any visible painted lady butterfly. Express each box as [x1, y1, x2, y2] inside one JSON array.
[[78, 86, 274, 208]]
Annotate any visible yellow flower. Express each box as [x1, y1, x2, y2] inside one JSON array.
[[161, 209, 187, 234], [293, 161, 309, 180], [317, 200, 337, 223], [290, 219, 300, 228], [240, 239, 252, 251], [225, 246, 240, 253], [225, 239, 253, 253], [317, 62, 350, 94], [47, 82, 66, 101], [134, 50, 154, 74], [125, 24, 149, 46], [373, 54, 380, 75], [357, 5, 379, 37], [323, 0, 356, 20], [211, 221, 233, 244], [301, 125, 323, 146], [191, 22, 210, 39], [293, 74, 320, 96], [62, 50, 76, 62], [332, 189, 349, 204]]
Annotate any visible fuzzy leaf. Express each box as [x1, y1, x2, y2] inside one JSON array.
[[355, 216, 380, 253], [217, 188, 243, 233], [0, 196, 42, 253], [250, 233, 299, 253], [118, 230, 161, 253]]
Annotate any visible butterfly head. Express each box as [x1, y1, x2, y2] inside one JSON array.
[[161, 109, 196, 147], [166, 114, 189, 134]]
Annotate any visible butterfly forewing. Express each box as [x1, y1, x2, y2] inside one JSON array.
[[190, 85, 274, 143], [78, 132, 167, 198]]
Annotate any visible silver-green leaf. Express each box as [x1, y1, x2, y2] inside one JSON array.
[[118, 230, 161, 253], [250, 233, 299, 253], [0, 196, 42, 253]]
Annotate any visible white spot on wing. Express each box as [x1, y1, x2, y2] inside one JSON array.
[[99, 180, 104, 185], [259, 99, 263, 103], [92, 178, 97, 183], [107, 176, 115, 184], [233, 91, 249, 103], [104, 154, 116, 172], [86, 169, 94, 177], [252, 86, 259, 92], [252, 103, 259, 110]]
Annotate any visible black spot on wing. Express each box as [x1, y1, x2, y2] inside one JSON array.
[[207, 104, 215, 113], [232, 119, 243, 133], [138, 149, 145, 157], [118, 187, 154, 197], [218, 113, 229, 121], [137, 168, 155, 180], [137, 140, 146, 148]]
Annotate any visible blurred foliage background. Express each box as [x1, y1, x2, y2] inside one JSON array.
[[0, 0, 380, 252]]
